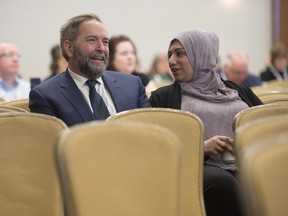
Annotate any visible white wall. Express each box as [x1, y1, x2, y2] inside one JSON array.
[[0, 0, 272, 80]]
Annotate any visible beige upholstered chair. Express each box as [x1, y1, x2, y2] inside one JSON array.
[[257, 92, 288, 104], [0, 104, 27, 113], [1, 98, 30, 111], [0, 112, 67, 216], [251, 85, 286, 96], [233, 104, 288, 131], [57, 121, 181, 216], [235, 116, 288, 216], [108, 108, 206, 216], [266, 80, 288, 88], [235, 114, 288, 157]]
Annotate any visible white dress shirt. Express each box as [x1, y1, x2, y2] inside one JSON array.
[[68, 69, 116, 116]]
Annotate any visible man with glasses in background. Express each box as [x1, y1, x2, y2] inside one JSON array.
[[218, 50, 262, 87], [0, 42, 30, 101]]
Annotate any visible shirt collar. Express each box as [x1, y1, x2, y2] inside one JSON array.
[[68, 68, 104, 89], [0, 76, 20, 87]]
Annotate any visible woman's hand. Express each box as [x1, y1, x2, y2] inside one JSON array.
[[204, 135, 234, 157]]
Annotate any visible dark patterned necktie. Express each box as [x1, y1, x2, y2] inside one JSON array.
[[86, 79, 110, 120]]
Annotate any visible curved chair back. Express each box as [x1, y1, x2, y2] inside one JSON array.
[[266, 80, 288, 88], [57, 121, 181, 216], [235, 114, 288, 156], [1, 98, 30, 111], [235, 116, 288, 216], [233, 104, 288, 130], [257, 92, 288, 104], [108, 108, 205, 216], [0, 104, 27, 113], [0, 112, 67, 216], [251, 85, 286, 96]]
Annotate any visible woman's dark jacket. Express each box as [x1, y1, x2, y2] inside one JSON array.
[[149, 80, 263, 108]]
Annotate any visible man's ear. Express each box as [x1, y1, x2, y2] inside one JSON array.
[[64, 40, 73, 58]]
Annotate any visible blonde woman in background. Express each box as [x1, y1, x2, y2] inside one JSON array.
[[148, 53, 173, 83]]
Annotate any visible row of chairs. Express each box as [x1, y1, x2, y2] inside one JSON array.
[[0, 102, 288, 215], [251, 81, 288, 105], [0, 108, 205, 216], [235, 115, 288, 216], [233, 104, 288, 216]]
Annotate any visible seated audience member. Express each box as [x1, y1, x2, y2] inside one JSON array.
[[107, 35, 156, 93], [0, 42, 30, 101], [149, 29, 263, 216], [29, 13, 150, 126], [45, 44, 67, 80], [218, 50, 262, 87], [148, 53, 173, 83], [260, 43, 288, 82]]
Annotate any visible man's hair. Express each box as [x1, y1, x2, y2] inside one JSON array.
[[60, 13, 102, 61]]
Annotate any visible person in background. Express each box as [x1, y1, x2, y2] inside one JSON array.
[[0, 42, 30, 101], [260, 43, 288, 82], [107, 35, 156, 94], [29, 13, 150, 126], [148, 53, 173, 83], [149, 29, 263, 216], [45, 44, 68, 80], [218, 50, 262, 87]]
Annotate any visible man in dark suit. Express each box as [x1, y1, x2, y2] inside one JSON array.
[[29, 13, 150, 126]]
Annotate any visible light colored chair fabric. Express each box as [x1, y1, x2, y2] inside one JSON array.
[[235, 116, 288, 157], [257, 92, 288, 104], [1, 98, 30, 112], [266, 80, 288, 88], [251, 85, 286, 96], [0, 112, 67, 216], [108, 108, 206, 216], [0, 104, 27, 113], [233, 104, 288, 131], [57, 121, 181, 216], [235, 116, 288, 216]]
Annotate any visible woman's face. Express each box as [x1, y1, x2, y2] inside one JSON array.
[[155, 54, 171, 75], [113, 41, 137, 74], [274, 56, 287, 71], [168, 40, 193, 82]]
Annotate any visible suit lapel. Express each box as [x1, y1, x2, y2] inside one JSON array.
[[102, 72, 124, 112], [60, 71, 95, 122]]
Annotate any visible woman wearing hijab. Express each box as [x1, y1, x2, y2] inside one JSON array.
[[149, 29, 262, 216]]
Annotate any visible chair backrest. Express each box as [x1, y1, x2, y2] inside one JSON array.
[[251, 85, 286, 96], [266, 80, 288, 88], [57, 121, 181, 216], [233, 104, 288, 131], [0, 112, 67, 216], [235, 115, 288, 156], [1, 98, 30, 111], [235, 116, 288, 216], [108, 108, 205, 216], [0, 104, 27, 113], [256, 92, 288, 104]]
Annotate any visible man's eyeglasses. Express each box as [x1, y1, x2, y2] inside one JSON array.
[[0, 52, 21, 59]]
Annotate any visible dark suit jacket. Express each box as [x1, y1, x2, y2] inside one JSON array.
[[149, 80, 263, 109], [29, 70, 150, 126], [260, 67, 288, 82]]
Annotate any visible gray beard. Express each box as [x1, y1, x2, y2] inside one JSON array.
[[73, 45, 108, 79]]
